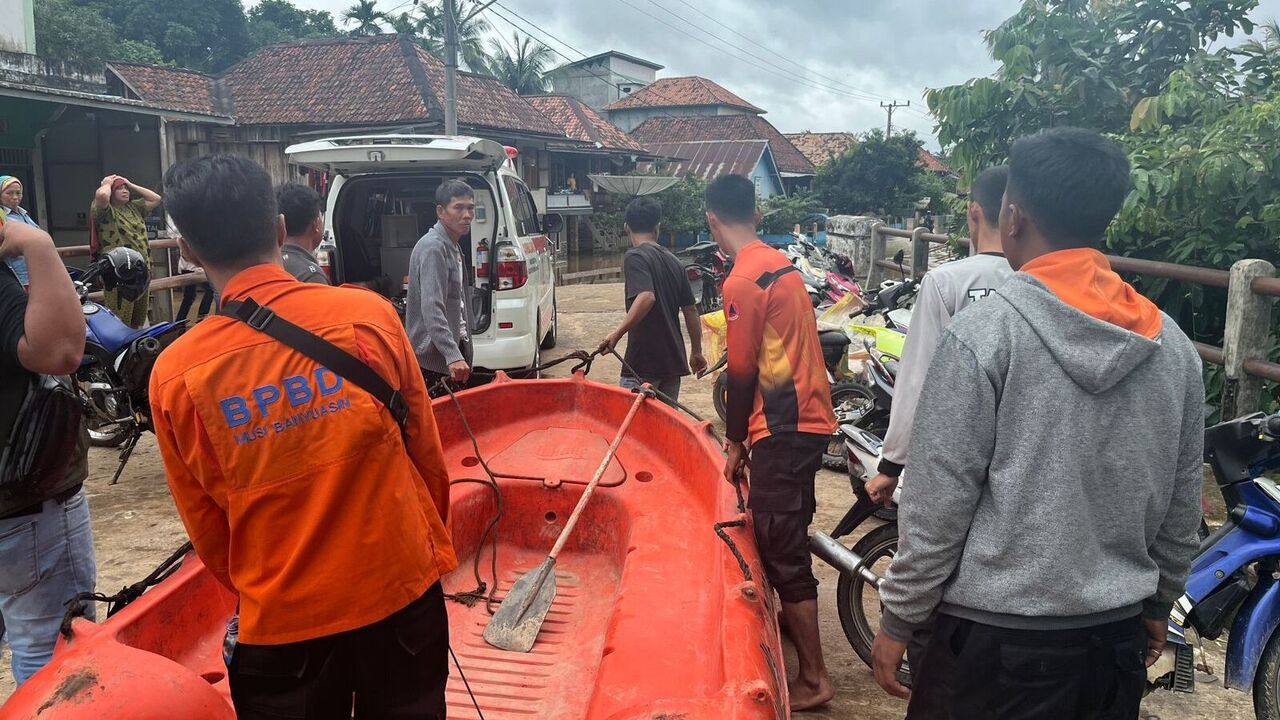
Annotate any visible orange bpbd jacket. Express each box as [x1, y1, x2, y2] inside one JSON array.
[[722, 241, 836, 444], [149, 264, 457, 645]]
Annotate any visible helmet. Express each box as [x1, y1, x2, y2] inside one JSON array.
[[99, 247, 150, 302]]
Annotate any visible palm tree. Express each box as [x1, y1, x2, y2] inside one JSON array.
[[489, 32, 554, 95], [342, 0, 385, 36], [415, 0, 495, 75], [387, 11, 424, 36]]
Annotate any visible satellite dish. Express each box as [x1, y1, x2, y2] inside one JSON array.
[[588, 174, 680, 196]]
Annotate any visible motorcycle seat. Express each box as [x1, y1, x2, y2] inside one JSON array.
[[819, 330, 851, 350]]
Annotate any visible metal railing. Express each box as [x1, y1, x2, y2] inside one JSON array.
[[865, 221, 1279, 417], [61, 238, 207, 308]]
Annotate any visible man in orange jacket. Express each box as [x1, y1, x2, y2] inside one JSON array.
[[151, 155, 457, 719]]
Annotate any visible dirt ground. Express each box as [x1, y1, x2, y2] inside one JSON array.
[[0, 282, 1254, 718]]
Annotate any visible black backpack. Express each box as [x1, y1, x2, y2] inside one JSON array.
[[0, 373, 85, 496]]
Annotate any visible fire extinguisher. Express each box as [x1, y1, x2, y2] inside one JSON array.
[[475, 238, 490, 279]]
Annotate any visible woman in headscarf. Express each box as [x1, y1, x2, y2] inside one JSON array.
[[0, 175, 36, 284], [90, 175, 161, 328]]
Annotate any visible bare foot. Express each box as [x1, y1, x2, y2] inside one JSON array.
[[788, 674, 835, 712]]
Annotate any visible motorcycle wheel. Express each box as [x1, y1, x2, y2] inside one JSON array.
[[824, 383, 877, 471], [713, 373, 729, 423], [78, 370, 131, 448], [1256, 629, 1280, 720], [836, 522, 900, 668]]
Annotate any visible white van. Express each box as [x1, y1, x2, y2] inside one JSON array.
[[285, 135, 560, 372]]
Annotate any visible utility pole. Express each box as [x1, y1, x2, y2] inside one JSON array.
[[444, 0, 459, 135], [881, 100, 909, 136]]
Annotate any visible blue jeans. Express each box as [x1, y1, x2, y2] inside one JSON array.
[[0, 489, 96, 684], [619, 374, 682, 406]]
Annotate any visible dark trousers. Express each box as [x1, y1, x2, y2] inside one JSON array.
[[747, 432, 827, 603], [906, 613, 1146, 720], [229, 583, 449, 720], [176, 279, 215, 320]]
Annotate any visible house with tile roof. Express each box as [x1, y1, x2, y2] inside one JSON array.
[[603, 75, 766, 133], [107, 35, 580, 189], [546, 51, 663, 111], [640, 140, 784, 198], [786, 130, 953, 177], [630, 114, 815, 193]]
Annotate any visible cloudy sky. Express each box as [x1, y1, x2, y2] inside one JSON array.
[[283, 0, 1280, 148]]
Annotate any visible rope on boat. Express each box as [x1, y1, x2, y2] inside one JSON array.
[[60, 540, 193, 639], [714, 475, 754, 582]]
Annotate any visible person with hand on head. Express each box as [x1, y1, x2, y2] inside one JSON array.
[[597, 196, 706, 404], [276, 183, 330, 285], [0, 175, 37, 285], [90, 174, 162, 328], [711, 174, 837, 711], [407, 179, 474, 388], [870, 128, 1204, 720], [152, 155, 456, 718], [0, 220, 95, 685]]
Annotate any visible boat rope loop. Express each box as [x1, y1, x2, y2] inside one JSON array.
[[59, 540, 194, 639], [714, 475, 753, 582]]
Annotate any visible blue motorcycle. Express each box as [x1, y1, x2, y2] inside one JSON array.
[[72, 248, 187, 483], [1150, 411, 1280, 719]]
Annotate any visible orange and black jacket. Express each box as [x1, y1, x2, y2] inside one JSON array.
[[149, 264, 457, 645], [722, 241, 836, 444]]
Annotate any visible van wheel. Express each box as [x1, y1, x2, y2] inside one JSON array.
[[540, 291, 558, 350], [527, 313, 542, 379]]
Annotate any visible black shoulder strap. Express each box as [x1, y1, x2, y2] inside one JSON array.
[[219, 299, 409, 431]]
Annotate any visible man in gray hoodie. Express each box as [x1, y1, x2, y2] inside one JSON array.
[[871, 127, 1204, 719]]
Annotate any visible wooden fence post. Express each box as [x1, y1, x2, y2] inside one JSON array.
[[867, 222, 886, 289], [1222, 258, 1276, 419], [910, 226, 929, 280]]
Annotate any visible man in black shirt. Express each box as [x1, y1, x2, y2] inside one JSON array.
[[0, 221, 95, 684], [599, 196, 706, 403]]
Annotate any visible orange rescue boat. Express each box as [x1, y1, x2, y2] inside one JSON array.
[[1, 373, 788, 719]]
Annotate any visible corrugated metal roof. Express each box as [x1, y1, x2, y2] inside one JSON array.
[[646, 139, 768, 180]]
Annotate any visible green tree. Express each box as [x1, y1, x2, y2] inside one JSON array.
[[812, 129, 933, 216], [488, 32, 553, 95], [88, 0, 251, 71], [759, 191, 822, 235], [248, 0, 338, 48], [927, 0, 1256, 180], [342, 0, 386, 35], [413, 0, 495, 74], [34, 0, 165, 65]]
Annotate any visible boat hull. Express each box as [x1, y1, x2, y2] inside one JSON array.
[[2, 374, 787, 719]]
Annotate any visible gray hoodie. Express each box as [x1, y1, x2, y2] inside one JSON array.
[[879, 273, 1204, 641]]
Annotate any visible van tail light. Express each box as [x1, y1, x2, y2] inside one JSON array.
[[496, 245, 527, 290]]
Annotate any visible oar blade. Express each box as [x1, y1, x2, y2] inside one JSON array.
[[483, 558, 558, 652]]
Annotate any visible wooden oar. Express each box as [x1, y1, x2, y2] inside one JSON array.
[[483, 387, 651, 652]]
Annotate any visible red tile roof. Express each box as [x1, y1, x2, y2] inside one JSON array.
[[604, 76, 764, 113], [644, 140, 772, 181], [524, 94, 645, 152], [108, 62, 225, 116], [110, 35, 561, 137], [917, 147, 951, 174], [630, 115, 814, 175], [784, 131, 858, 167]]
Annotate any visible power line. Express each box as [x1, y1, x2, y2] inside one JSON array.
[[670, 0, 933, 120], [640, 0, 889, 105], [485, 1, 694, 122], [609, 0, 896, 106]]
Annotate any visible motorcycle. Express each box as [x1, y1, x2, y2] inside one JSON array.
[[74, 249, 187, 483], [1149, 411, 1280, 720], [678, 240, 728, 313]]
